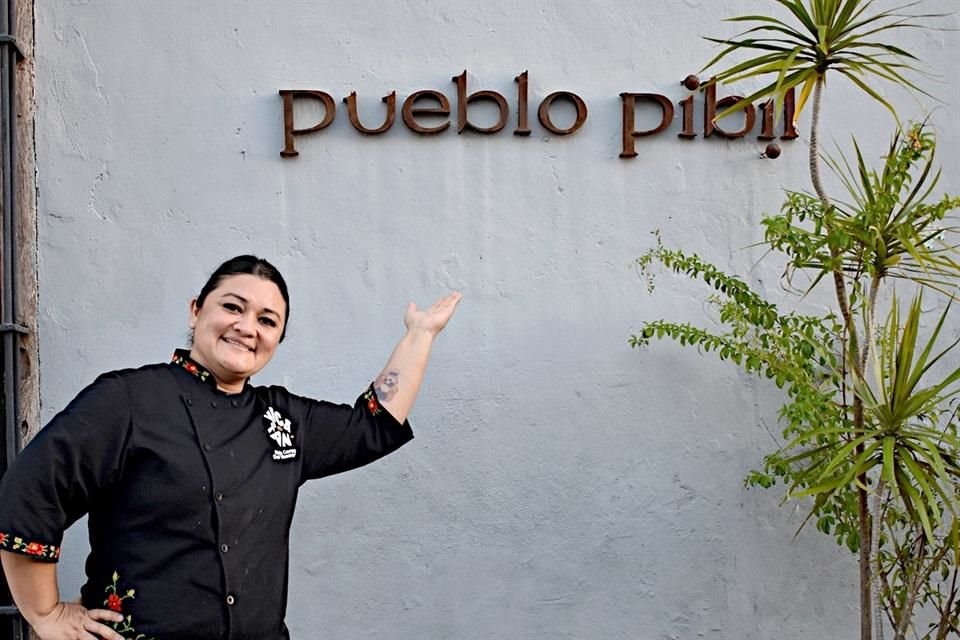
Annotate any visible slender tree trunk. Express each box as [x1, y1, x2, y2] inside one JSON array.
[[858, 475, 873, 640], [871, 481, 886, 640], [809, 77, 857, 354], [864, 274, 883, 640], [861, 274, 881, 375], [809, 74, 872, 640], [933, 566, 957, 640], [895, 541, 951, 640]]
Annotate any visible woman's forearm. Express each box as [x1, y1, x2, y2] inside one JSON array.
[[373, 328, 434, 424], [0, 550, 60, 624], [372, 292, 461, 424], [2, 550, 125, 639]]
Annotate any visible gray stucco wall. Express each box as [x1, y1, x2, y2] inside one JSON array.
[[33, 1, 959, 638]]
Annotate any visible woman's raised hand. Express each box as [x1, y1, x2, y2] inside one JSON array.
[[30, 602, 125, 640], [403, 292, 463, 337]]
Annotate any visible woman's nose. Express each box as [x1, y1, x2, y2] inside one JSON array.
[[234, 314, 257, 335]]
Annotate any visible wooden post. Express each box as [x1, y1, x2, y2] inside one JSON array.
[[13, 0, 38, 445]]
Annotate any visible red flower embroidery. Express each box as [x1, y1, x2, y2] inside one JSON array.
[[107, 593, 123, 612], [368, 398, 378, 412], [6, 536, 58, 559], [185, 362, 198, 373]]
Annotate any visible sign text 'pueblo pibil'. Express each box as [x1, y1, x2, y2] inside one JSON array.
[[279, 70, 798, 160]]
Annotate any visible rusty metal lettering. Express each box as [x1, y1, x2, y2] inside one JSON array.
[[678, 93, 696, 139], [758, 99, 776, 141], [401, 90, 452, 135], [757, 90, 800, 141], [619, 92, 674, 158], [279, 90, 336, 157], [514, 70, 531, 136], [538, 91, 587, 136], [712, 96, 756, 138], [451, 70, 509, 135], [343, 91, 396, 135], [278, 73, 797, 159], [781, 88, 798, 140], [703, 81, 756, 139]]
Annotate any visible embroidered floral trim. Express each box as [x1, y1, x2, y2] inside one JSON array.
[[363, 386, 383, 416], [171, 350, 212, 385], [104, 571, 155, 640], [0, 531, 61, 560]]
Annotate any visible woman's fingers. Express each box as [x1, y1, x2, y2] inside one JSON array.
[[31, 602, 124, 640], [85, 609, 124, 640], [83, 617, 124, 640], [438, 291, 462, 307], [86, 608, 123, 624], [404, 292, 462, 335], [430, 292, 462, 315], [438, 292, 462, 318]]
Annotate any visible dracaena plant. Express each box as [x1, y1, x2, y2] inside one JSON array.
[[631, 2, 958, 639], [634, 132, 960, 640], [855, 295, 960, 640]]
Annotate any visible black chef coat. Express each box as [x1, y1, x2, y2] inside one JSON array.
[[0, 350, 413, 640]]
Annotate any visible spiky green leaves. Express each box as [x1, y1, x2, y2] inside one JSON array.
[[702, 0, 939, 125]]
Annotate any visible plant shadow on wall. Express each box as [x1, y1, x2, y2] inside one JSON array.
[[630, 2, 960, 640]]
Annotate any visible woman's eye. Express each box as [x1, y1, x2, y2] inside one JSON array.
[[223, 303, 241, 313], [260, 317, 277, 328]]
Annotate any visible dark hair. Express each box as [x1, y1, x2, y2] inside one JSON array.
[[196, 255, 291, 341]]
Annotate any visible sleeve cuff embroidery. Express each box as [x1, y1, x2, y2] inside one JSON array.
[[362, 384, 383, 416], [0, 531, 61, 560]]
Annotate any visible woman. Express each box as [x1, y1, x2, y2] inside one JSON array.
[[0, 255, 461, 640]]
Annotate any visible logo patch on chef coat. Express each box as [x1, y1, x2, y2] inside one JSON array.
[[264, 406, 298, 461]]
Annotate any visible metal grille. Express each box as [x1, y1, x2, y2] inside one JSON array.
[[0, 340, 27, 640], [0, 0, 27, 636]]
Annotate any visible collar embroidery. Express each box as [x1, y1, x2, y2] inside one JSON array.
[[171, 350, 214, 387], [171, 349, 252, 394], [263, 406, 297, 461]]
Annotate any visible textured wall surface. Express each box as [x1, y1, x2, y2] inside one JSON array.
[[33, 1, 960, 638]]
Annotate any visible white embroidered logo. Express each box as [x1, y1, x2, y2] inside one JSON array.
[[264, 406, 297, 460]]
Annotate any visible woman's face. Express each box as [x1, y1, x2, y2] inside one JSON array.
[[188, 274, 286, 391]]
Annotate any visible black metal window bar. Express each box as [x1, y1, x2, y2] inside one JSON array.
[[0, 0, 29, 635]]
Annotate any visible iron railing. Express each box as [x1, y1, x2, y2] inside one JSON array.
[[0, 0, 29, 636]]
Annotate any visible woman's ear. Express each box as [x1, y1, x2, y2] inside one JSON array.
[[187, 298, 200, 329]]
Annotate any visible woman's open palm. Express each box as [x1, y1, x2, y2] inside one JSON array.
[[404, 292, 462, 336]]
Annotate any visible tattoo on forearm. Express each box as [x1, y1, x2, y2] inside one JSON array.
[[374, 369, 400, 402]]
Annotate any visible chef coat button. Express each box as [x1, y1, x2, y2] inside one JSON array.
[[186, 399, 193, 406], [210, 400, 218, 408], [231, 399, 240, 408], [203, 443, 212, 452], [220, 544, 229, 553], [215, 492, 224, 502], [226, 595, 235, 606]]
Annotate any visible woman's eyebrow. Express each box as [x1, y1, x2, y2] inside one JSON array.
[[220, 292, 281, 318]]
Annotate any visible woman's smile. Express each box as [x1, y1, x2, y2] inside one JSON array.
[[222, 337, 255, 352]]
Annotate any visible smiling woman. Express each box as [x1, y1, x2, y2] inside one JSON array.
[[0, 255, 461, 640], [188, 257, 292, 393]]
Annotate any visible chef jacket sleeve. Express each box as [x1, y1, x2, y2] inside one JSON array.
[[0, 372, 132, 562], [295, 383, 414, 484]]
